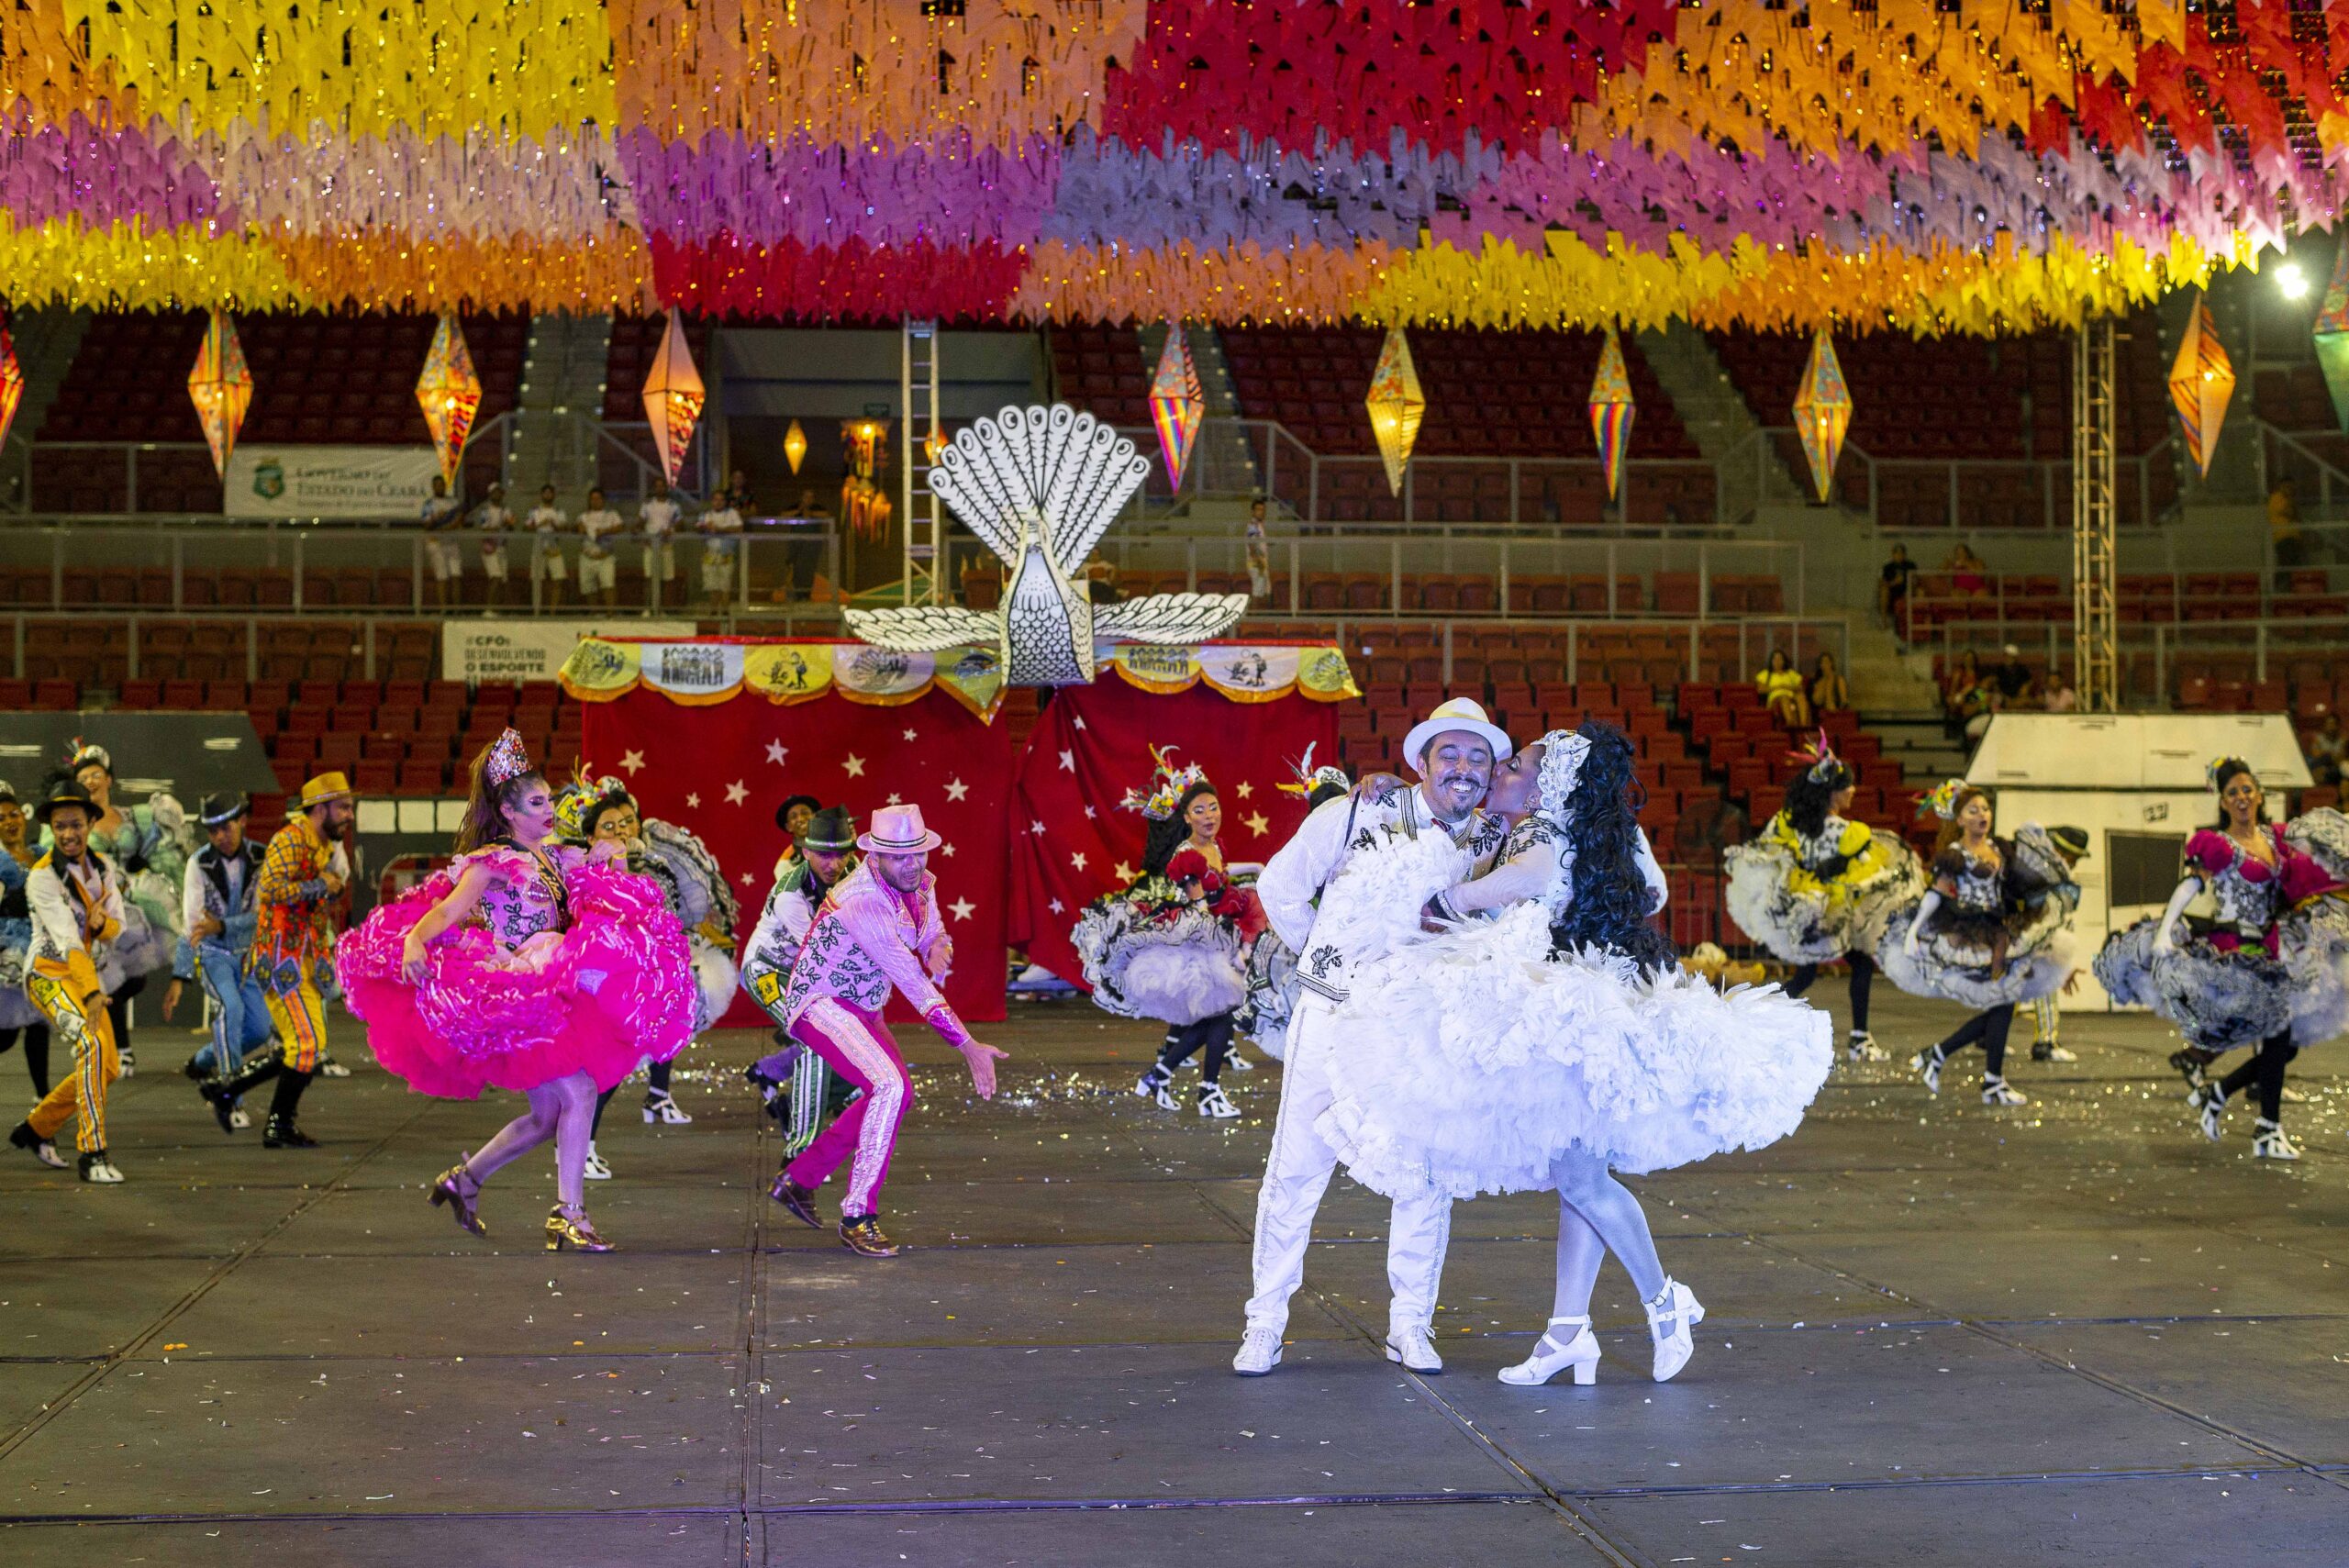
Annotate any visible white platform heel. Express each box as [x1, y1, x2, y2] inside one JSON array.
[[1498, 1315, 1600, 1386], [1645, 1278, 1706, 1383]]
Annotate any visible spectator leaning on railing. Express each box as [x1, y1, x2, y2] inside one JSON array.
[[1878, 542, 1916, 644], [472, 484, 514, 610], [2307, 710, 2344, 787], [420, 475, 463, 611], [2269, 478, 2304, 592]]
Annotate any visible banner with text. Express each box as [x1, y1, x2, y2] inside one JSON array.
[[224, 445, 445, 519], [444, 619, 698, 684]]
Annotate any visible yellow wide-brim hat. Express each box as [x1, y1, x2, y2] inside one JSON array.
[[297, 772, 353, 809]]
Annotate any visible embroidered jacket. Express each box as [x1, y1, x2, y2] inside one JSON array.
[[28, 849, 126, 964], [175, 839, 267, 977], [740, 855, 854, 1013], [1257, 785, 1508, 1003], [249, 816, 343, 987], [777, 861, 965, 1043]]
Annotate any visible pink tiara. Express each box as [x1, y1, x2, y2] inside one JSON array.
[[484, 728, 533, 786]]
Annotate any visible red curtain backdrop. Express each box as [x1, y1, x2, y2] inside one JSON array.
[[1007, 682, 1340, 988], [583, 684, 1012, 1026]]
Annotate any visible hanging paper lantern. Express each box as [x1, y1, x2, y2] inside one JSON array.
[[0, 328, 23, 450], [2168, 293, 2235, 478], [1147, 323, 1206, 488], [1586, 328, 1636, 501], [784, 417, 808, 474], [1365, 325, 1425, 496], [2313, 246, 2349, 431], [1792, 330, 1853, 504], [415, 313, 483, 487], [187, 309, 253, 479], [640, 306, 705, 485]]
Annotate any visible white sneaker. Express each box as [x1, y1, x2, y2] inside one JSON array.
[[642, 1093, 694, 1125], [1196, 1084, 1241, 1119], [1385, 1325, 1444, 1373], [2032, 1043, 2079, 1063], [1644, 1277, 1705, 1382], [78, 1152, 125, 1184], [116, 1048, 136, 1079], [1232, 1327, 1284, 1376], [228, 1106, 252, 1130], [583, 1143, 614, 1181], [2253, 1119, 2301, 1161], [1498, 1315, 1600, 1386], [1980, 1075, 2028, 1106], [28, 1138, 66, 1170], [1846, 1031, 1887, 1062], [317, 1057, 351, 1078]]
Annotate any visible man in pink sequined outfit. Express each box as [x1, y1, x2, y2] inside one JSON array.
[[768, 804, 1006, 1258]]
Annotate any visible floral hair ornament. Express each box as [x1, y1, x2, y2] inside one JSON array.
[[1919, 777, 1967, 821], [63, 737, 111, 775], [2206, 755, 2252, 792], [1276, 741, 1352, 800], [484, 728, 534, 788], [1787, 728, 1844, 785], [1120, 744, 1211, 820]]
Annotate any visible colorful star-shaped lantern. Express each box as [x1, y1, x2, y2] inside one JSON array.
[[2168, 292, 2234, 478], [1147, 323, 1206, 489], [1365, 325, 1425, 497], [784, 417, 808, 474], [187, 309, 253, 478], [2313, 246, 2349, 430], [416, 313, 482, 487], [641, 306, 705, 486], [1792, 330, 1853, 504], [0, 328, 22, 450], [1587, 328, 1636, 501]]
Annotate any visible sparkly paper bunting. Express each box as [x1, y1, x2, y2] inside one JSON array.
[[2168, 294, 2236, 479], [0, 328, 22, 449], [1792, 332, 1852, 505], [187, 310, 253, 478], [1587, 328, 1635, 501], [1365, 327, 1425, 496], [2315, 242, 2349, 431], [642, 307, 705, 486], [1147, 326, 1206, 489]]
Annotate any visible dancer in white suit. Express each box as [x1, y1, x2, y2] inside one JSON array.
[[1233, 698, 1509, 1378]]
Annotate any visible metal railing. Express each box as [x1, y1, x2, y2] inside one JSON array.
[[1920, 612, 2349, 690], [951, 530, 1809, 620], [1716, 427, 2181, 530]]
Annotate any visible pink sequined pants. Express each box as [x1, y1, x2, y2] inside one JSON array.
[[783, 999, 913, 1217]]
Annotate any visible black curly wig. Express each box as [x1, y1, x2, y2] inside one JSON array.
[[1552, 722, 1679, 974], [1142, 781, 1219, 876], [1782, 754, 1856, 839]]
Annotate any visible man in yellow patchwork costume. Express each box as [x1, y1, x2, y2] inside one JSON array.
[[7, 781, 128, 1183], [201, 772, 353, 1150]]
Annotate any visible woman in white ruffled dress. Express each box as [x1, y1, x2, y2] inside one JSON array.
[[1318, 725, 1833, 1386]]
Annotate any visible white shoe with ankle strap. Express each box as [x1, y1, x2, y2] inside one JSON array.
[[1498, 1315, 1600, 1386], [1645, 1278, 1705, 1383]]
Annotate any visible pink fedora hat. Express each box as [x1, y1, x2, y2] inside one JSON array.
[[856, 802, 943, 854]]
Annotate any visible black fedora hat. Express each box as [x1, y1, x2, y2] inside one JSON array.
[[197, 791, 250, 827], [774, 794, 821, 833], [797, 806, 858, 854], [34, 780, 97, 826]]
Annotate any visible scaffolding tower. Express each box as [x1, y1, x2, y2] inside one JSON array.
[[2071, 317, 2119, 712], [901, 319, 943, 606]]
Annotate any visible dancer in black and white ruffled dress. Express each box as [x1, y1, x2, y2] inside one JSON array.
[[1071, 749, 1266, 1120], [1315, 725, 1832, 1385], [1724, 732, 1923, 1062], [1879, 780, 2082, 1107], [2096, 760, 2349, 1161]]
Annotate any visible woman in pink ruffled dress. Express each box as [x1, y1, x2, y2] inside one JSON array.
[[337, 729, 692, 1251]]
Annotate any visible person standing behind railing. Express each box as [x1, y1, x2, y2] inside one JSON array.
[[525, 484, 569, 610], [1245, 496, 1273, 599], [1877, 543, 1915, 645], [640, 481, 681, 611], [2269, 478, 2304, 593], [421, 476, 464, 612], [576, 488, 625, 610], [698, 492, 744, 611], [472, 484, 514, 610]]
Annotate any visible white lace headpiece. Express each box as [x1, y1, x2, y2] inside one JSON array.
[[1532, 728, 1591, 822]]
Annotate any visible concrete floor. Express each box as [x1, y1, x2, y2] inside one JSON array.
[[2, 985, 2346, 1567]]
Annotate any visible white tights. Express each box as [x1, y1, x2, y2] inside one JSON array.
[[462, 1071, 597, 1211], [1547, 1149, 1666, 1319]]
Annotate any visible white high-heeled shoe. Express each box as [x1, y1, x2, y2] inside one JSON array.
[[1645, 1278, 1705, 1383], [1498, 1315, 1600, 1386]]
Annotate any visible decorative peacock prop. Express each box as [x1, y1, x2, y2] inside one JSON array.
[[843, 403, 1249, 685]]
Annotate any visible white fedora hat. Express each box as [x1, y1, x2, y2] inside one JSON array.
[[857, 802, 943, 854], [1401, 697, 1514, 775]]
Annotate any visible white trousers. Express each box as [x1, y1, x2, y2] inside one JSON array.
[[1243, 994, 1453, 1336]]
